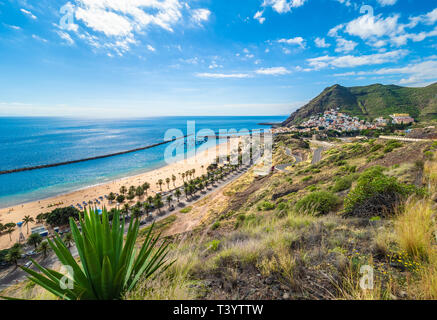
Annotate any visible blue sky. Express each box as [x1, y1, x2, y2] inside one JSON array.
[[0, 0, 436, 117]]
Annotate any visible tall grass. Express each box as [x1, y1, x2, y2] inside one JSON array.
[[395, 199, 435, 261], [395, 151, 437, 299]]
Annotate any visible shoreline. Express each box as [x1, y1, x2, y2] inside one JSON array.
[[0, 139, 236, 250], [0, 159, 167, 210]]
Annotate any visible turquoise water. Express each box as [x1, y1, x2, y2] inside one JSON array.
[[0, 116, 286, 208]]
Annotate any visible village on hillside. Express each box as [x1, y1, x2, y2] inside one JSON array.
[[273, 109, 417, 134]]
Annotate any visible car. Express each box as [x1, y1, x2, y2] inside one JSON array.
[[25, 250, 36, 257], [24, 261, 32, 268]]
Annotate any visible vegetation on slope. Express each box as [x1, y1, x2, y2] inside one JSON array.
[[283, 82, 437, 126]]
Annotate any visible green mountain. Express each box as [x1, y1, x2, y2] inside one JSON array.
[[282, 82, 437, 126]]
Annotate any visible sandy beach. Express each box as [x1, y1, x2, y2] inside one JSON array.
[[0, 139, 237, 250]]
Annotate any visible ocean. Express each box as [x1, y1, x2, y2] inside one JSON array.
[[0, 116, 286, 208]]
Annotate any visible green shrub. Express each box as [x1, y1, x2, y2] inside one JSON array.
[[206, 240, 221, 251], [295, 191, 339, 215], [370, 144, 383, 153], [180, 206, 192, 213], [257, 201, 275, 211], [332, 175, 355, 193], [344, 166, 417, 217], [302, 175, 313, 182], [211, 221, 220, 230], [424, 151, 434, 160], [384, 140, 403, 153]]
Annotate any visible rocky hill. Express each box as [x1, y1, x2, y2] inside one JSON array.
[[283, 83, 437, 126]]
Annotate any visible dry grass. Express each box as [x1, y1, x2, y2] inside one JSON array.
[[395, 198, 435, 261], [337, 263, 393, 300]]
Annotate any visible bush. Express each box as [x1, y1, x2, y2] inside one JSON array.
[[332, 175, 355, 193], [211, 221, 220, 230], [257, 201, 275, 211], [370, 144, 383, 153], [302, 175, 313, 182], [344, 166, 417, 218], [295, 191, 339, 215], [180, 206, 192, 213], [384, 140, 403, 153], [206, 240, 221, 252], [45, 207, 80, 227]]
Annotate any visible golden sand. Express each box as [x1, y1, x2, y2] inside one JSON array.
[[0, 140, 235, 250]]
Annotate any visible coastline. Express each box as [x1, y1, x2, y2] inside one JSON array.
[[0, 139, 235, 250]]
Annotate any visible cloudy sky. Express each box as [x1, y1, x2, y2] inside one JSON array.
[[0, 0, 436, 117]]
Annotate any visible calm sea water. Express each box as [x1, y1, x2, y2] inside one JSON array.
[[0, 116, 286, 208]]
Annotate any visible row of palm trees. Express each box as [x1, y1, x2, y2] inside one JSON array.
[[114, 159, 247, 221]]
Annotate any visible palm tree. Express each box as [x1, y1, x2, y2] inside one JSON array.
[[120, 186, 127, 195], [175, 189, 181, 203], [22, 215, 34, 234], [154, 194, 163, 214], [63, 232, 74, 248], [36, 213, 46, 224], [166, 195, 173, 209], [131, 207, 141, 219], [181, 172, 186, 182], [147, 196, 154, 205], [136, 187, 143, 200], [127, 191, 135, 202], [38, 240, 51, 259], [27, 233, 42, 249], [171, 174, 177, 188], [122, 203, 130, 218], [6, 246, 22, 267], [192, 168, 196, 178], [142, 182, 150, 196], [165, 177, 171, 190], [5, 223, 16, 242], [157, 179, 163, 191], [129, 186, 136, 194], [116, 194, 125, 205], [108, 192, 116, 204], [143, 202, 151, 218], [184, 186, 189, 200]]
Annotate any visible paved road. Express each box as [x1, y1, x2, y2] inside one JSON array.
[[379, 135, 435, 142], [276, 148, 302, 172], [312, 147, 324, 165], [0, 164, 253, 292]]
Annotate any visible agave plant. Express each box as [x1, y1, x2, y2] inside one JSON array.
[[19, 208, 173, 300]]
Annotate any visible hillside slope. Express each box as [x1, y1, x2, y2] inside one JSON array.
[[283, 83, 437, 126]]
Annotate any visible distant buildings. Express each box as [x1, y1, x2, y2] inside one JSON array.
[[390, 114, 415, 125], [273, 110, 415, 135]]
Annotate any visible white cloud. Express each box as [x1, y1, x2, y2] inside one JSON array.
[[75, 7, 133, 37], [6, 25, 21, 30], [262, 0, 307, 14], [307, 49, 408, 69], [278, 37, 306, 48], [191, 9, 211, 25], [335, 37, 358, 53], [314, 37, 330, 48], [255, 67, 291, 75], [335, 0, 352, 7], [195, 73, 251, 79], [59, 0, 210, 55], [254, 10, 266, 24], [20, 8, 37, 20], [147, 44, 156, 52], [32, 34, 48, 43], [334, 57, 437, 86], [56, 31, 75, 45], [329, 7, 437, 47], [377, 0, 397, 6]]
